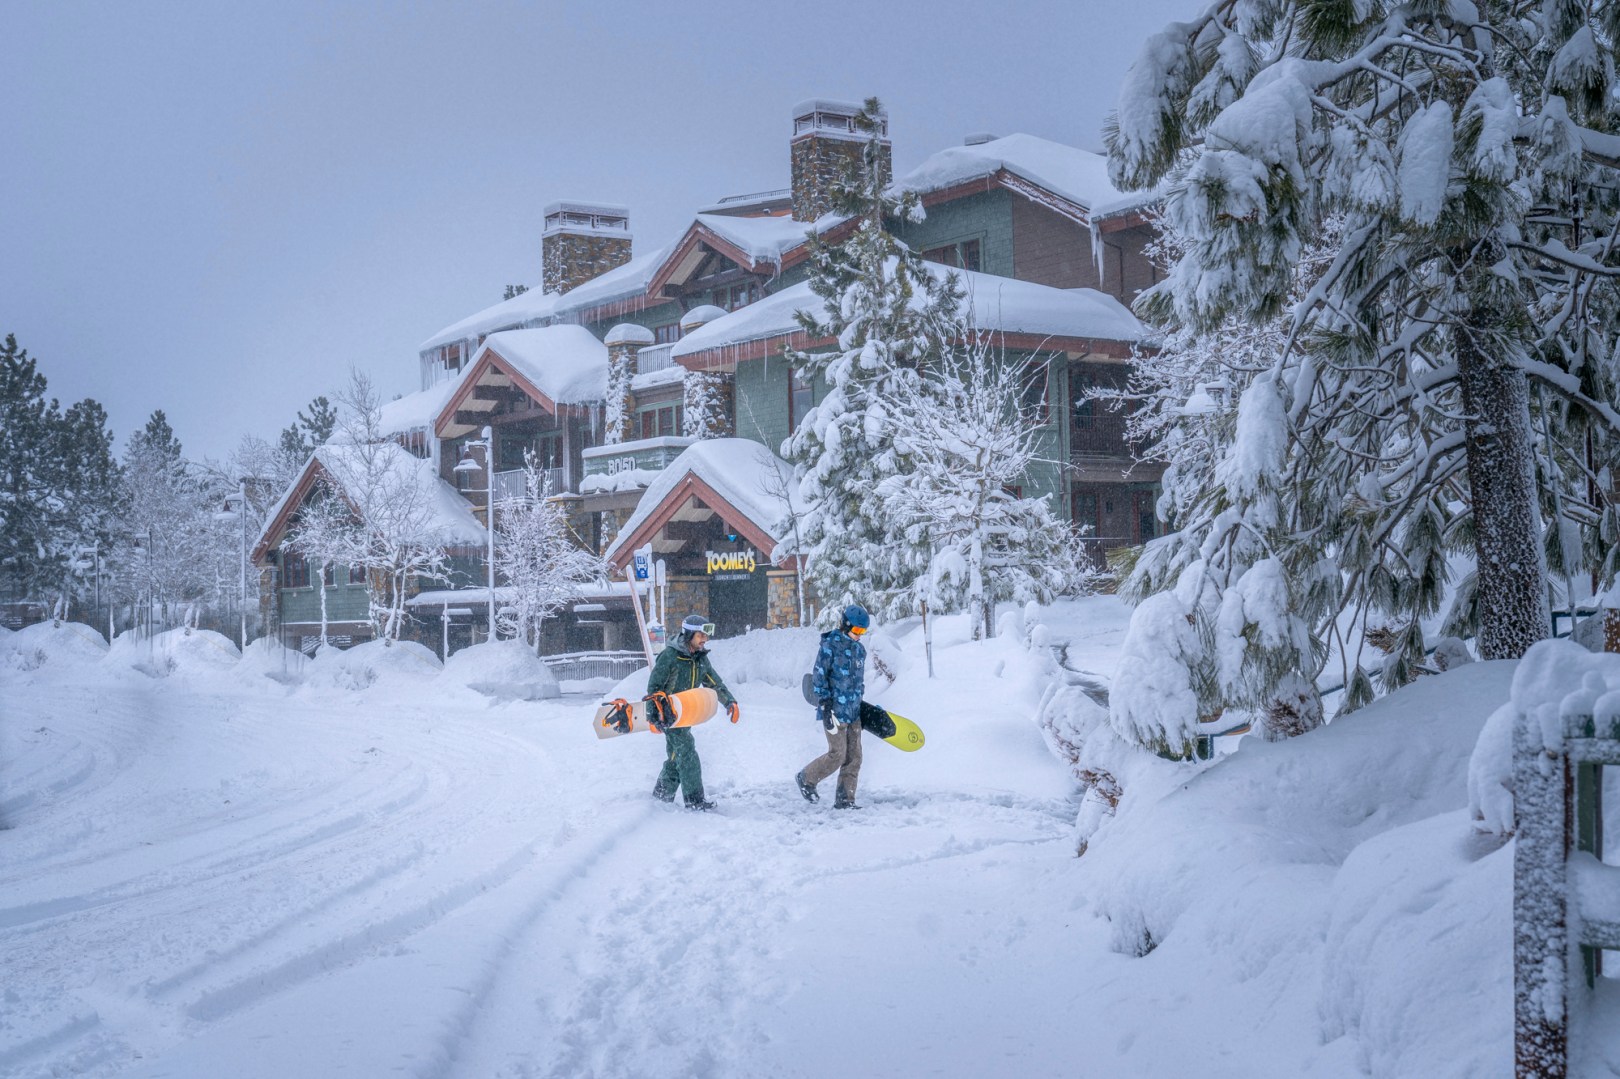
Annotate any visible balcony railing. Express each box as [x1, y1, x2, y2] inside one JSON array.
[[636, 343, 677, 376], [492, 466, 567, 501]]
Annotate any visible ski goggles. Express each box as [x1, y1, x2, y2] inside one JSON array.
[[683, 622, 716, 636], [849, 625, 868, 637]]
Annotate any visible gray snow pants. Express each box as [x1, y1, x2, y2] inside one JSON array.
[[802, 723, 862, 803]]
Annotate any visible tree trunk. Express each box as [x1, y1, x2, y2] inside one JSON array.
[[1455, 315, 1550, 660]]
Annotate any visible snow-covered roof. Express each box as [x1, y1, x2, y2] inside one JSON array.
[[670, 263, 1147, 362], [603, 438, 794, 565], [895, 133, 1160, 220], [479, 325, 609, 405], [379, 371, 472, 435], [417, 243, 674, 354], [253, 440, 486, 559], [694, 213, 832, 266]]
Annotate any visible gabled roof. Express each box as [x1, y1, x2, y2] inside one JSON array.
[[252, 441, 485, 563], [435, 325, 608, 439], [894, 133, 1161, 227], [646, 213, 852, 297], [602, 438, 796, 569], [669, 262, 1147, 370]]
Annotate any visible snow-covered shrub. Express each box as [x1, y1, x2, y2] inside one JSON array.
[[236, 636, 307, 685], [440, 639, 560, 701], [303, 639, 441, 692], [6, 620, 108, 673]]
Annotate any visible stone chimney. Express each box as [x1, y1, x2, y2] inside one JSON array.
[[603, 323, 654, 445], [790, 99, 890, 222], [542, 201, 632, 295]]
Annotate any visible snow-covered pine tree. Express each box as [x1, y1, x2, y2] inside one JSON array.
[[0, 334, 64, 606], [115, 411, 217, 633], [878, 333, 1077, 639], [782, 96, 964, 621], [1107, 0, 1620, 669], [493, 454, 604, 651], [50, 398, 123, 615]]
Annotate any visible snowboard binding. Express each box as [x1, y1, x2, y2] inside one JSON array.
[[602, 698, 635, 735]]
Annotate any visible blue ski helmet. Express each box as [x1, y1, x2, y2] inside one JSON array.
[[842, 604, 870, 630]]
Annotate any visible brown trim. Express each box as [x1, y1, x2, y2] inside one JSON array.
[[434, 345, 568, 437], [673, 331, 836, 372], [249, 458, 364, 564], [673, 328, 1135, 370], [605, 473, 783, 572]]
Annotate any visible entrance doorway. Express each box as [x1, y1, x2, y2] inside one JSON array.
[[708, 570, 767, 638]]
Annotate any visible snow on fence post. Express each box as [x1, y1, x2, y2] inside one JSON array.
[[1514, 705, 1620, 1078], [1512, 707, 1570, 1077]]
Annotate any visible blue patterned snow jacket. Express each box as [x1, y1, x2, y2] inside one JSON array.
[[811, 628, 866, 727]]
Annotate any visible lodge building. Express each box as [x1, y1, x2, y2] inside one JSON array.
[[253, 100, 1163, 655]]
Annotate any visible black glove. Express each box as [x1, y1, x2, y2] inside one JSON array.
[[818, 700, 836, 733], [645, 692, 675, 734]]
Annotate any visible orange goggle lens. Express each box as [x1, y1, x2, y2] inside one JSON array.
[[850, 625, 868, 636]]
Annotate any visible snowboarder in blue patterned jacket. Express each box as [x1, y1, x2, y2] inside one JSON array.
[[796, 604, 869, 809]]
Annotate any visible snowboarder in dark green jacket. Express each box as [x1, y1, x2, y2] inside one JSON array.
[[648, 613, 739, 811]]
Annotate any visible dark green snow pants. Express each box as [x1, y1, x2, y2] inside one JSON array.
[[655, 727, 704, 804]]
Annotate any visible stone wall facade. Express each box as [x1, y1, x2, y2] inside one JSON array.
[[791, 135, 890, 222], [767, 570, 801, 629], [542, 232, 632, 295]]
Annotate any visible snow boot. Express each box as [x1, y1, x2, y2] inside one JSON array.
[[652, 781, 676, 803], [685, 793, 717, 811], [795, 770, 819, 803], [832, 796, 861, 810]]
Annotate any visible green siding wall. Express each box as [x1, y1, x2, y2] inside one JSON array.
[[735, 351, 792, 452], [280, 568, 371, 625], [890, 189, 1015, 279], [580, 300, 682, 340]]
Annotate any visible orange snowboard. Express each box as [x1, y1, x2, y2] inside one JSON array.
[[593, 687, 720, 739]]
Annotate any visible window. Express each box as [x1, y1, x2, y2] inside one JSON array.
[[1072, 491, 1099, 536], [654, 322, 682, 344], [789, 367, 814, 431], [720, 282, 761, 311], [283, 551, 309, 589], [322, 563, 335, 588], [638, 404, 683, 440], [921, 239, 982, 272], [349, 564, 366, 585], [1019, 361, 1049, 423], [444, 342, 464, 372]]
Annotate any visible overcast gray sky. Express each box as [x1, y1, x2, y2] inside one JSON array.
[[2, 0, 1197, 462]]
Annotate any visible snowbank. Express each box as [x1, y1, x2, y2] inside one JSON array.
[[5, 619, 109, 673], [104, 626, 241, 679], [705, 625, 820, 688], [236, 637, 310, 685], [440, 639, 561, 701], [1075, 662, 1517, 1076], [301, 638, 442, 691]]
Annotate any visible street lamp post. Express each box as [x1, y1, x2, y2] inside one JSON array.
[[454, 426, 497, 640], [214, 479, 251, 649]]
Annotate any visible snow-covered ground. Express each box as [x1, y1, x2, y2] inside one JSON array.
[[1, 602, 1613, 1077]]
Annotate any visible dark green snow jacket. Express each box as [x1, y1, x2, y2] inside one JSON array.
[[647, 639, 736, 708]]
